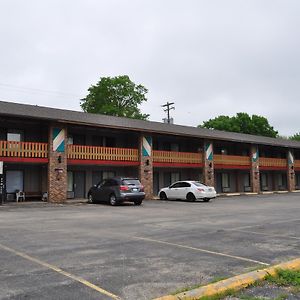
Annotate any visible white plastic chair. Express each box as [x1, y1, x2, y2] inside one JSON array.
[[16, 191, 25, 202]]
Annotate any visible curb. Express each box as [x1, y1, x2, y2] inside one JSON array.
[[153, 258, 300, 300]]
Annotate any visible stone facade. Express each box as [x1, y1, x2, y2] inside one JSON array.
[[48, 125, 67, 203], [250, 145, 260, 193], [287, 150, 296, 191], [138, 135, 153, 199], [203, 141, 214, 187]]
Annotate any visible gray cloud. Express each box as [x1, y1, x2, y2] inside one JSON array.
[[0, 0, 299, 135]]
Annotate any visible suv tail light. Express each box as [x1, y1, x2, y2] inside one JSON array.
[[140, 185, 144, 192], [120, 185, 129, 191]]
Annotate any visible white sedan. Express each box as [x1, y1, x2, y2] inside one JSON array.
[[158, 181, 216, 202]]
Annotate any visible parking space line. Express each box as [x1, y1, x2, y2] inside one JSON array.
[[229, 229, 300, 240], [133, 236, 270, 266], [0, 242, 121, 300], [230, 218, 300, 231]]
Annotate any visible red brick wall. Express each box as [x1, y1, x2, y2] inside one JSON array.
[[250, 145, 260, 193], [138, 135, 153, 199], [203, 141, 215, 187], [47, 125, 67, 202], [287, 151, 296, 192]]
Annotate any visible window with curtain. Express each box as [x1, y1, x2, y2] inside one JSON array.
[[222, 173, 230, 188]]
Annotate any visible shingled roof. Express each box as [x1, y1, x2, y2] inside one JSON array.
[[1, 100, 299, 149]]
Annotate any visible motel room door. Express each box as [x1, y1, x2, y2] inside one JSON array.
[[73, 171, 85, 198]]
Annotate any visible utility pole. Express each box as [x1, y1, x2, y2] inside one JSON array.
[[161, 102, 175, 124]]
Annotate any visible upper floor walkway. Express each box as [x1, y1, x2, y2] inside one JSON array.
[[1, 139, 300, 171]]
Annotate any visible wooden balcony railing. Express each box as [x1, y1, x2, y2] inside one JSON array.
[[259, 157, 287, 168], [214, 154, 251, 166], [295, 160, 300, 169], [67, 145, 139, 161], [0, 140, 48, 158], [153, 150, 202, 164]]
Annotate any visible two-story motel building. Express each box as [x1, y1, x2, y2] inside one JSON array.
[[1, 100, 300, 203]]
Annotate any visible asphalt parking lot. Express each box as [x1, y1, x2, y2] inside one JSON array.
[[0, 193, 300, 300]]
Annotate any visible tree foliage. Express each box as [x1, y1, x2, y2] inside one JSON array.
[[199, 113, 278, 138], [81, 75, 149, 120], [290, 133, 300, 141]]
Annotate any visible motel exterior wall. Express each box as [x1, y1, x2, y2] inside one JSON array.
[[1, 101, 300, 202]]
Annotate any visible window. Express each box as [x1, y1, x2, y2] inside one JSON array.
[[192, 181, 207, 187], [242, 150, 248, 156], [170, 143, 179, 152], [261, 173, 268, 188], [296, 174, 300, 188], [92, 171, 102, 186], [105, 137, 116, 147], [67, 171, 73, 192], [72, 134, 85, 145], [278, 173, 283, 187], [221, 149, 228, 155], [103, 171, 115, 180], [6, 170, 23, 193], [101, 180, 110, 187], [7, 130, 23, 142], [122, 179, 141, 185], [244, 173, 250, 187], [67, 136, 73, 145], [164, 172, 180, 187], [170, 182, 182, 188], [181, 182, 191, 188], [103, 179, 118, 187], [221, 173, 230, 188], [277, 173, 286, 189], [171, 172, 180, 183], [92, 136, 103, 146]]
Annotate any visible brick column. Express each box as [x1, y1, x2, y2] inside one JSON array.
[[203, 141, 214, 187], [287, 150, 296, 191], [48, 125, 68, 202], [250, 145, 260, 193], [139, 135, 153, 199]]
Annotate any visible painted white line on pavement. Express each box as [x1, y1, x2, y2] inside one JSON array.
[[0, 242, 121, 300], [133, 236, 270, 266]]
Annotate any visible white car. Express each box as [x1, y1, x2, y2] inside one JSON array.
[[158, 181, 216, 202]]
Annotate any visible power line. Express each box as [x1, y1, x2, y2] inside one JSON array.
[[0, 82, 82, 98]]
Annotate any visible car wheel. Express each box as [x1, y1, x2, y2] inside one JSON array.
[[88, 194, 94, 204], [134, 199, 143, 206], [203, 198, 210, 202], [159, 192, 168, 200], [186, 192, 196, 202], [109, 194, 118, 206]]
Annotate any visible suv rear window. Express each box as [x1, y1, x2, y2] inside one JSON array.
[[102, 179, 119, 187], [122, 179, 141, 186]]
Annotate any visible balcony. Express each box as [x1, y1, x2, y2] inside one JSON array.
[[67, 145, 139, 165], [259, 157, 287, 170], [214, 154, 251, 169], [295, 160, 300, 170], [0, 140, 48, 162], [153, 150, 202, 167]]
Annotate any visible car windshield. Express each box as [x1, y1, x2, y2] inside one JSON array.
[[122, 179, 141, 186], [192, 181, 207, 187]]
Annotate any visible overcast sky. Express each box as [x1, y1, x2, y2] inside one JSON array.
[[1, 0, 299, 135]]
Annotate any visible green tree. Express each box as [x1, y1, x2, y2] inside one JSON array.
[[81, 75, 149, 120], [290, 133, 300, 141], [199, 113, 278, 138]]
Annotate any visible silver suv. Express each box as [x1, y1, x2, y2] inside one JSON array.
[[87, 177, 145, 206]]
